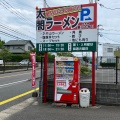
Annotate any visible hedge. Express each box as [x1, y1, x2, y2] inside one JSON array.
[[9, 53, 55, 62], [100, 62, 116, 67]]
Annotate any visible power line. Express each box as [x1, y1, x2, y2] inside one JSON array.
[[5, 0, 35, 11], [0, 0, 35, 26], [0, 30, 36, 45], [0, 31, 23, 40], [0, 1, 32, 26], [0, 23, 36, 40], [101, 35, 112, 43], [2, 0, 35, 25], [98, 3, 120, 10], [102, 34, 120, 44], [44, 0, 50, 7], [103, 29, 120, 32], [101, 32, 120, 36]]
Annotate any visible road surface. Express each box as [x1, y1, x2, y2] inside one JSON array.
[[0, 68, 53, 111]]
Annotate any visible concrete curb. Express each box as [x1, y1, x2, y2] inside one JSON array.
[[0, 98, 37, 120]]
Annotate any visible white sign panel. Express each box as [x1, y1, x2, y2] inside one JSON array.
[[36, 29, 97, 43]]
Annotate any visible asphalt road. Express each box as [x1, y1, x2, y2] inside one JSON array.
[[0, 70, 41, 85], [0, 68, 54, 112]]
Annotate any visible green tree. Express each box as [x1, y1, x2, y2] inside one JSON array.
[[82, 56, 89, 63], [48, 53, 55, 62], [0, 39, 5, 49], [0, 46, 11, 72]]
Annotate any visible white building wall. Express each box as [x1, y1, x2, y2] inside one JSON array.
[[25, 42, 33, 51], [102, 43, 120, 63], [8, 45, 25, 53]]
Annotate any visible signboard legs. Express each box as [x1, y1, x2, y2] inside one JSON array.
[[39, 57, 43, 103], [92, 52, 96, 106], [43, 52, 48, 103]]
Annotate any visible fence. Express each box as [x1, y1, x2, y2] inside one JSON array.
[[40, 56, 120, 87], [96, 56, 120, 84], [42, 56, 120, 105]]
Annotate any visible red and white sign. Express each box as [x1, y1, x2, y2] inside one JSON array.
[[30, 53, 36, 88], [36, 3, 97, 43]]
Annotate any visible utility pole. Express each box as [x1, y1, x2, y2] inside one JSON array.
[[97, 25, 103, 69], [96, 26, 99, 69], [44, 0, 46, 7], [43, 0, 48, 103], [89, 0, 93, 3]]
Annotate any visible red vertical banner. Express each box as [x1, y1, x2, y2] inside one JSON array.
[[30, 53, 36, 88]]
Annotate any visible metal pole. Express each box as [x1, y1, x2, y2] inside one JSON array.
[[44, 0, 46, 7], [39, 57, 43, 103], [96, 28, 99, 69], [96, 26, 99, 70], [43, 53, 48, 103], [116, 56, 118, 84], [89, 0, 93, 3], [92, 52, 95, 106], [43, 0, 48, 103], [96, 25, 102, 67]]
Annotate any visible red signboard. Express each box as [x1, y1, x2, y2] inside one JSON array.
[[36, 3, 97, 31], [30, 53, 36, 88], [36, 3, 97, 53]]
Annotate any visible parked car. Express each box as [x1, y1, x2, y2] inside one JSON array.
[[87, 63, 92, 68], [0, 59, 3, 65], [19, 59, 31, 65], [19, 59, 38, 65]]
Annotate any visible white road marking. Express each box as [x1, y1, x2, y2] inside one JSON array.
[[0, 70, 40, 79], [0, 98, 36, 120], [0, 79, 29, 89]]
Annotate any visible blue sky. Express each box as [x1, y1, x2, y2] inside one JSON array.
[[0, 0, 120, 56]]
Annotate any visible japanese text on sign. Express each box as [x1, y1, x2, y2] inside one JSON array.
[[36, 3, 97, 52]]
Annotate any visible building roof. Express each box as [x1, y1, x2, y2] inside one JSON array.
[[4, 40, 34, 47]]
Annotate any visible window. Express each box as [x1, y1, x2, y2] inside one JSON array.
[[13, 46, 19, 49], [107, 58, 115, 63], [28, 46, 32, 50], [107, 59, 111, 63], [7, 46, 10, 49], [107, 48, 113, 52]]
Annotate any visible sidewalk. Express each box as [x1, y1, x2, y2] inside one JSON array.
[[0, 97, 120, 120]]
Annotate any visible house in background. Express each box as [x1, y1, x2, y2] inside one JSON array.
[[4, 40, 35, 54], [102, 43, 120, 63]]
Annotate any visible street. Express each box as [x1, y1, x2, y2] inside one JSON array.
[[0, 66, 54, 112]]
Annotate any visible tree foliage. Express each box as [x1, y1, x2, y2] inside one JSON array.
[[0, 39, 5, 49], [82, 56, 89, 63], [0, 46, 11, 72], [0, 46, 11, 62]]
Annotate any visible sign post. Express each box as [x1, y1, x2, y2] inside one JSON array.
[[36, 3, 97, 52], [36, 3, 97, 106]]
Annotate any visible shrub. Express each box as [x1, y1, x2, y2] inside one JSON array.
[[100, 62, 116, 67], [80, 65, 91, 74]]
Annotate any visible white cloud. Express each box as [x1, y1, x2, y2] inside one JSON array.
[[1, 0, 120, 56]]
